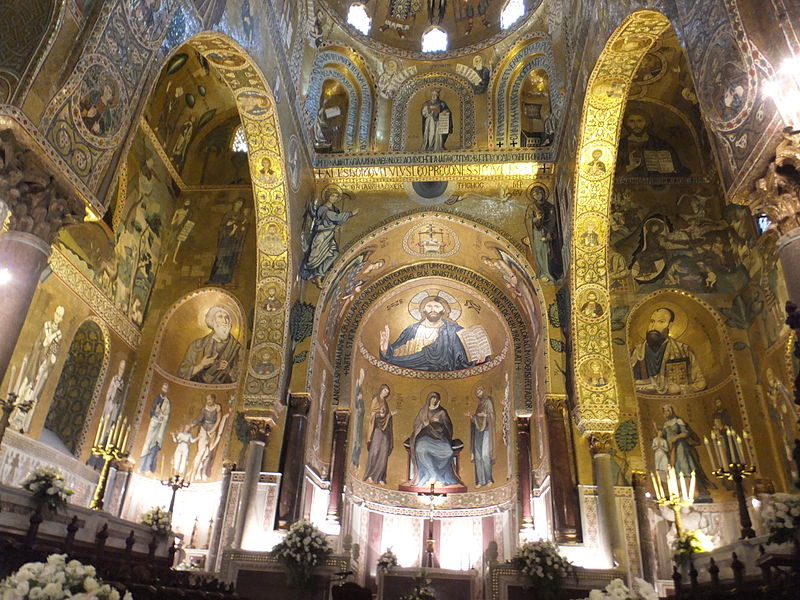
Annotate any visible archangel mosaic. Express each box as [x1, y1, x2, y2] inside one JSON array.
[[0, 1, 799, 599]]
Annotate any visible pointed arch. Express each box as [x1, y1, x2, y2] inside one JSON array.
[[569, 10, 672, 434]]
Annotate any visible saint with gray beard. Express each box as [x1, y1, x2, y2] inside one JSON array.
[[177, 306, 241, 384]]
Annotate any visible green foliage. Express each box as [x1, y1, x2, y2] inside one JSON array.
[[610, 305, 629, 331], [292, 350, 308, 364], [612, 337, 626, 345], [615, 419, 638, 453], [550, 338, 565, 353], [721, 295, 761, 329], [548, 302, 561, 329], [290, 301, 315, 344]]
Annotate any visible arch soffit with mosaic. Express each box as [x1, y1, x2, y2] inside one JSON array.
[[310, 210, 547, 364], [171, 33, 292, 412], [389, 72, 476, 151], [622, 288, 754, 466], [305, 48, 374, 151], [570, 10, 673, 435], [490, 36, 563, 149]]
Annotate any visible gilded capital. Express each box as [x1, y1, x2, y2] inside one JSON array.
[[544, 396, 567, 420], [287, 392, 312, 414], [246, 415, 276, 443], [748, 129, 800, 239], [0, 130, 85, 245], [333, 409, 350, 432], [588, 432, 614, 456]]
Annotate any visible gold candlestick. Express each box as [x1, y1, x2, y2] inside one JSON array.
[[90, 417, 129, 511], [652, 466, 695, 536], [709, 426, 756, 539]]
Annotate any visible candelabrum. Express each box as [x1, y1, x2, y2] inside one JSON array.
[[161, 474, 190, 517], [89, 415, 130, 511], [703, 426, 756, 538], [652, 466, 696, 536], [0, 392, 32, 447]]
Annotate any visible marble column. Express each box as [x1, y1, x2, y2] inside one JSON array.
[[326, 409, 349, 526], [749, 130, 800, 301], [0, 130, 84, 385], [207, 460, 235, 571], [589, 433, 624, 568], [545, 397, 582, 543], [276, 393, 311, 529], [516, 416, 534, 534], [631, 471, 657, 582], [232, 415, 274, 549]]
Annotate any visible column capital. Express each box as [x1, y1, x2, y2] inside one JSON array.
[[332, 409, 349, 432], [544, 396, 567, 419], [588, 432, 614, 456], [748, 128, 800, 239], [1, 129, 85, 245], [245, 414, 276, 443], [287, 392, 311, 414]]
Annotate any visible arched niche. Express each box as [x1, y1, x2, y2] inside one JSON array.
[[623, 290, 756, 503], [491, 37, 563, 153], [313, 77, 353, 152], [142, 34, 292, 408], [42, 318, 109, 455], [305, 47, 374, 152], [390, 73, 475, 151], [131, 288, 245, 481]]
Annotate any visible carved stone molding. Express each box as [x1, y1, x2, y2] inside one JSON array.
[[749, 129, 800, 239], [332, 409, 350, 432], [0, 129, 84, 245], [544, 396, 567, 420]]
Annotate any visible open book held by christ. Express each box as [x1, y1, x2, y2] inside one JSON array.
[[456, 325, 492, 363]]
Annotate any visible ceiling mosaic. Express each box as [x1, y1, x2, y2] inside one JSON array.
[[318, 0, 543, 59]]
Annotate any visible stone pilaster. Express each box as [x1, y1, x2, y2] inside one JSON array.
[[325, 409, 350, 526], [589, 432, 623, 568], [232, 414, 275, 549]]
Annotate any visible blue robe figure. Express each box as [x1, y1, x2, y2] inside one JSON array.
[[300, 188, 356, 285], [140, 385, 171, 473], [380, 296, 482, 372], [409, 393, 463, 487], [469, 387, 495, 487]]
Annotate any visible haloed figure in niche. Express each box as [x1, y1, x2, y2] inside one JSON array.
[[364, 384, 394, 484], [467, 386, 495, 487], [207, 199, 248, 285], [409, 392, 463, 487], [631, 307, 706, 395], [421, 88, 452, 151], [177, 306, 242, 384]]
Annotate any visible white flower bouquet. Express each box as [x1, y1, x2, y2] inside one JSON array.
[[0, 553, 132, 600], [511, 540, 572, 599], [584, 577, 658, 600], [270, 520, 332, 589], [140, 507, 172, 537], [399, 571, 437, 600], [762, 493, 800, 545], [20, 466, 73, 512], [377, 548, 398, 573]]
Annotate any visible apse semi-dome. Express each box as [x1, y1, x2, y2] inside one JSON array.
[[327, 0, 543, 59]]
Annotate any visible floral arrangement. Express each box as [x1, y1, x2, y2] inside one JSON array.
[[511, 540, 572, 598], [140, 507, 172, 537], [672, 530, 711, 565], [270, 520, 332, 589], [0, 553, 132, 600], [763, 493, 800, 545], [377, 548, 399, 573], [20, 466, 73, 511], [584, 577, 658, 600], [399, 571, 437, 600]]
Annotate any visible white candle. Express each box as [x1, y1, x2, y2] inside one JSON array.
[[689, 471, 696, 500], [94, 416, 104, 447], [704, 436, 717, 471], [15, 357, 27, 392], [679, 473, 689, 501], [7, 364, 16, 396]]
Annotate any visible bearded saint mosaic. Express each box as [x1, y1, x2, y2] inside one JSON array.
[[177, 305, 242, 384], [378, 291, 492, 372]]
